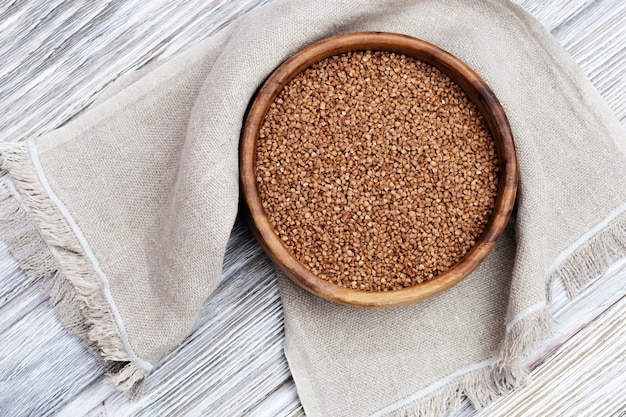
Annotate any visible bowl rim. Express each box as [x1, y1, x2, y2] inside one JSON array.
[[240, 31, 518, 307]]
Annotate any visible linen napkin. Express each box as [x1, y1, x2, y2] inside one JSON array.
[[1, 0, 625, 415]]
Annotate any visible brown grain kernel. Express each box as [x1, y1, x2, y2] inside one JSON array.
[[256, 50, 498, 292]]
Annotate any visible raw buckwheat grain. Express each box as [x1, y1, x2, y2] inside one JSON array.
[[256, 50, 499, 291]]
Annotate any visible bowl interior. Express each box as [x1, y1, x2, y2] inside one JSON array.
[[240, 32, 517, 307]]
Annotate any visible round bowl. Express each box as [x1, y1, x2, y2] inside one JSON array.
[[240, 32, 517, 307]]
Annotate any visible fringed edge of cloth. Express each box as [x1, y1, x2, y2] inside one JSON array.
[[0, 142, 148, 395]]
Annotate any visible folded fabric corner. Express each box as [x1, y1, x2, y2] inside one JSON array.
[[0, 141, 149, 393]]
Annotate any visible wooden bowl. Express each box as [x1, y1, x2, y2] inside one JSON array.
[[240, 32, 517, 307]]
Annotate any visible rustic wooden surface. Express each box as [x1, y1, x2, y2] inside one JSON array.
[[0, 1, 624, 416]]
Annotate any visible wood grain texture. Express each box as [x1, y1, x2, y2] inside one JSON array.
[[241, 31, 517, 307], [477, 297, 626, 417], [0, 1, 624, 416]]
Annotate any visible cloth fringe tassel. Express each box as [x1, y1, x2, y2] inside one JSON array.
[[386, 307, 553, 417], [386, 211, 626, 416], [0, 142, 147, 394], [548, 213, 626, 298]]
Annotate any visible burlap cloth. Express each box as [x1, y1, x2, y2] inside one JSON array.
[[1, 0, 625, 415]]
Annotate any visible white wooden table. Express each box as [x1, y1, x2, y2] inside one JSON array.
[[0, 1, 624, 416]]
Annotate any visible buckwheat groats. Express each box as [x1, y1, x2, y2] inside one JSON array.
[[256, 50, 499, 291]]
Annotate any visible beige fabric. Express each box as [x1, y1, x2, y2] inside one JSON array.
[[1, 0, 625, 414]]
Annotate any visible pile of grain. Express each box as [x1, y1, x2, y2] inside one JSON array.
[[256, 50, 499, 291]]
